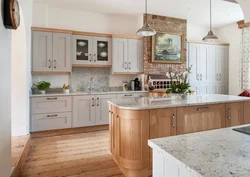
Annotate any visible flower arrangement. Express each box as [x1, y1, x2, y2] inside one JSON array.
[[166, 66, 192, 94]]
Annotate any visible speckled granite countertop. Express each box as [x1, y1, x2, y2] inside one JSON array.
[[107, 94, 250, 110], [148, 125, 250, 177], [30, 90, 148, 97]]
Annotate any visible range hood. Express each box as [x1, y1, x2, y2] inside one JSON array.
[[224, 0, 250, 24]]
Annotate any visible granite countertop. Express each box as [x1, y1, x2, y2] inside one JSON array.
[[107, 94, 250, 110], [148, 125, 250, 177], [30, 90, 149, 97]]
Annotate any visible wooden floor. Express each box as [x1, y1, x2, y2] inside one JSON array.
[[21, 130, 125, 177]]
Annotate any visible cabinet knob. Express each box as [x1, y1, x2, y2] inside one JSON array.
[[172, 114, 175, 128]]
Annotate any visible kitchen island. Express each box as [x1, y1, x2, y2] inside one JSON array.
[[108, 94, 250, 177], [148, 125, 250, 177]]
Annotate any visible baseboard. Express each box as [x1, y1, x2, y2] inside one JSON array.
[[12, 127, 28, 136]]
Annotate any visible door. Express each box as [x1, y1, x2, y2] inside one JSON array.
[[128, 39, 144, 73], [52, 33, 71, 72], [32, 31, 53, 72], [72, 35, 93, 65], [177, 104, 226, 135], [209, 45, 218, 94], [96, 94, 116, 125], [112, 38, 128, 73], [226, 102, 244, 127], [92, 37, 112, 65], [72, 96, 96, 127], [218, 46, 229, 83], [188, 43, 199, 92], [198, 44, 209, 94], [218, 82, 228, 94]]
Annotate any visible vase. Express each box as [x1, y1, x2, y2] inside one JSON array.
[[39, 90, 45, 94]]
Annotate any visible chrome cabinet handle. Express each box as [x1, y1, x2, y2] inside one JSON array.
[[197, 107, 209, 111], [92, 98, 95, 107], [200, 74, 202, 81], [125, 94, 133, 97], [96, 97, 99, 106], [228, 108, 231, 120], [47, 98, 57, 100], [48, 60, 51, 68], [54, 60, 56, 69], [47, 114, 57, 117], [124, 62, 127, 70], [128, 62, 131, 70], [172, 113, 175, 128], [217, 74, 219, 81], [197, 74, 199, 81], [93, 54, 97, 62]]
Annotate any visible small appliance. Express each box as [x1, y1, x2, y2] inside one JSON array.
[[134, 78, 141, 91]]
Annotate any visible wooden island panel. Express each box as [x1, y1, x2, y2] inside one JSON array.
[[244, 101, 250, 124], [226, 102, 244, 127], [177, 104, 226, 135]]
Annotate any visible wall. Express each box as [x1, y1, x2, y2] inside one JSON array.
[[11, 0, 33, 136], [187, 23, 209, 41], [0, 0, 12, 176], [215, 23, 242, 95], [143, 14, 187, 82]]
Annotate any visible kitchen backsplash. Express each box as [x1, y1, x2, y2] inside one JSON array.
[[32, 68, 142, 92]]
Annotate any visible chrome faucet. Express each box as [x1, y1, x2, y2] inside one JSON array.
[[89, 77, 93, 93]]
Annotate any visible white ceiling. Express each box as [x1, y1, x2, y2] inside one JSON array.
[[33, 0, 244, 28]]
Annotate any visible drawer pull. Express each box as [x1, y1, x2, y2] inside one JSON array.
[[172, 113, 175, 128], [228, 108, 231, 120], [47, 114, 58, 117], [96, 97, 99, 106], [197, 107, 209, 111], [47, 98, 57, 100], [92, 98, 95, 107], [124, 94, 133, 97]]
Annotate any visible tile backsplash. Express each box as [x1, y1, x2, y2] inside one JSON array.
[[32, 68, 142, 91]]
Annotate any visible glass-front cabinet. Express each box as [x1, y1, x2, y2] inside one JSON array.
[[72, 35, 111, 66]]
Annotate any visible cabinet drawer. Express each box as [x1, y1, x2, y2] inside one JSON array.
[[31, 96, 72, 114], [31, 112, 72, 132], [117, 93, 141, 99]]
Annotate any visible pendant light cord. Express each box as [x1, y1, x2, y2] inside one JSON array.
[[145, 0, 148, 24], [210, 0, 212, 31]]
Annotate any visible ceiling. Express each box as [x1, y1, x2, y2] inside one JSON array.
[[33, 0, 244, 28]]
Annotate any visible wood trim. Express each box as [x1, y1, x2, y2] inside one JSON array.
[[237, 20, 250, 29], [112, 34, 143, 40], [11, 135, 31, 177], [31, 125, 109, 139], [72, 64, 112, 68], [31, 71, 71, 75], [113, 72, 144, 75], [187, 40, 230, 46], [72, 31, 112, 37], [31, 27, 73, 34]]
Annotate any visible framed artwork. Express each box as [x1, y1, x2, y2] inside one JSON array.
[[152, 32, 184, 64]]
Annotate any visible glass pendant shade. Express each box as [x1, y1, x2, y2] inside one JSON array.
[[202, 30, 219, 42], [137, 23, 156, 37]]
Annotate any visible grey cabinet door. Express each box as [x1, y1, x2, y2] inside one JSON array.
[[128, 39, 144, 73], [32, 31, 53, 72], [112, 38, 128, 73], [52, 33, 71, 72]]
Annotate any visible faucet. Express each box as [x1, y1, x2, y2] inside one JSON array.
[[89, 77, 93, 93]]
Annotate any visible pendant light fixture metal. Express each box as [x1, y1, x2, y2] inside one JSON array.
[[137, 0, 156, 37], [202, 0, 219, 42]]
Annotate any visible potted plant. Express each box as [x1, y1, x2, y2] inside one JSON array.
[[166, 66, 192, 98], [35, 81, 51, 94], [62, 84, 70, 94]]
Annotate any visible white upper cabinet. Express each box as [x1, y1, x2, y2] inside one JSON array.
[[32, 31, 71, 72], [72, 35, 112, 66], [112, 38, 128, 73], [32, 31, 53, 72], [53, 33, 71, 72], [112, 37, 144, 74], [188, 42, 229, 95]]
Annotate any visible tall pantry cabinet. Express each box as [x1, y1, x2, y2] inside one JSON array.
[[188, 42, 229, 95]]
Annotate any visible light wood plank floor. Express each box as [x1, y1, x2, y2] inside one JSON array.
[[21, 130, 124, 177]]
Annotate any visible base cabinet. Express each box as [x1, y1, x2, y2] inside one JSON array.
[[226, 102, 244, 127], [244, 101, 250, 124], [177, 104, 226, 135]]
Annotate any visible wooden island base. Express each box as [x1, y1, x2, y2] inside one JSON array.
[[109, 101, 250, 177]]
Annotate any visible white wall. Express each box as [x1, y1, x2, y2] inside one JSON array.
[[0, 0, 12, 176], [187, 23, 209, 41], [215, 23, 242, 95], [11, 0, 33, 136]]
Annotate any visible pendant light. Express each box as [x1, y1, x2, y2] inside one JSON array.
[[202, 0, 219, 42], [137, 0, 156, 37]]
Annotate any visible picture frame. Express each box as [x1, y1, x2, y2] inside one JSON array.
[[152, 32, 184, 64]]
